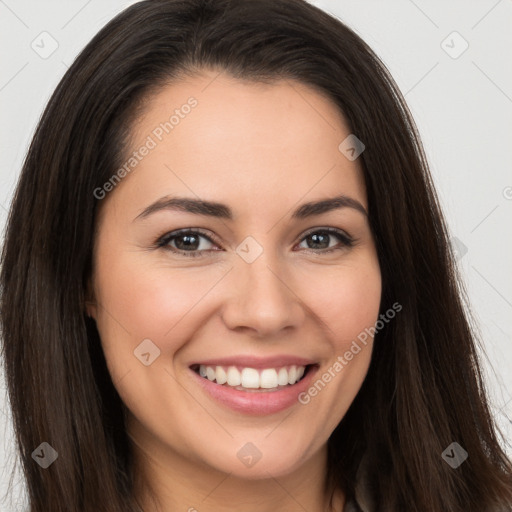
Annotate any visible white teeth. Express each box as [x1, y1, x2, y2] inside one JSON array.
[[288, 365, 298, 385], [215, 366, 227, 385], [206, 366, 216, 381], [260, 369, 278, 389], [241, 368, 259, 388], [277, 367, 289, 386], [226, 366, 241, 386], [197, 364, 307, 389]]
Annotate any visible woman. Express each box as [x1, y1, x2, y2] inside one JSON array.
[[1, 0, 511, 511]]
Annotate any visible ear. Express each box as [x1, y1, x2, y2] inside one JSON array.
[[84, 278, 97, 319]]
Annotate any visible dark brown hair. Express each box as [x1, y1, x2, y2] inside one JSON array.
[[1, 0, 511, 511]]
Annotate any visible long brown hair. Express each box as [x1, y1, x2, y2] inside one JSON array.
[[1, 1, 511, 510]]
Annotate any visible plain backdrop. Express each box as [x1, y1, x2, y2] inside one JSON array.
[[1, 0, 511, 509]]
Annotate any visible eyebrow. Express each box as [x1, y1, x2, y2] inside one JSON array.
[[134, 194, 368, 222]]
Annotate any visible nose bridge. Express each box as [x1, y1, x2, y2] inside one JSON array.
[[222, 234, 303, 335]]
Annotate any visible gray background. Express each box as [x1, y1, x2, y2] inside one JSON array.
[[1, 0, 511, 509]]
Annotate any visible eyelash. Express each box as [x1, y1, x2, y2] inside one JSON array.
[[155, 227, 355, 258]]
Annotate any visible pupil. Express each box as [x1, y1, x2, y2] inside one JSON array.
[[309, 233, 329, 249], [177, 234, 198, 250]]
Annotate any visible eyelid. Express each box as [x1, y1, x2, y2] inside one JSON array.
[[300, 226, 353, 242], [157, 227, 222, 248]]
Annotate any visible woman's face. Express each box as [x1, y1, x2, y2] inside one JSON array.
[[88, 70, 381, 480]]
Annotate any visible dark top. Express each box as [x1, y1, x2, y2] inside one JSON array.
[[343, 453, 375, 512]]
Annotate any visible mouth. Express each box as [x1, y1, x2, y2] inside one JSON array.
[[188, 359, 320, 415], [190, 363, 315, 392]]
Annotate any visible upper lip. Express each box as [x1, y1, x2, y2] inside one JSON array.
[[190, 355, 317, 369]]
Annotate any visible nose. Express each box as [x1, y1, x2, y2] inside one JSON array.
[[220, 249, 305, 339]]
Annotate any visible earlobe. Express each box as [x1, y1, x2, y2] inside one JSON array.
[[85, 300, 97, 319], [84, 279, 97, 319]]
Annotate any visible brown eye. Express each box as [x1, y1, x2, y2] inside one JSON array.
[[156, 227, 354, 258], [157, 229, 219, 258]]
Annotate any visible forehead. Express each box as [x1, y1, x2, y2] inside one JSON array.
[[103, 70, 367, 220]]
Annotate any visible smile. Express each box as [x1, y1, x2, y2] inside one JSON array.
[[189, 358, 319, 415], [192, 364, 309, 391]]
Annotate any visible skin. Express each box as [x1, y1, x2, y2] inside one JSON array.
[[87, 69, 382, 512]]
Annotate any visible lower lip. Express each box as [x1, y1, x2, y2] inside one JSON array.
[[190, 365, 319, 415]]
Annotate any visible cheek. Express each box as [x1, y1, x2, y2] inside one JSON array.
[[100, 267, 194, 337], [291, 262, 381, 444], [301, 260, 382, 345], [92, 251, 231, 366]]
